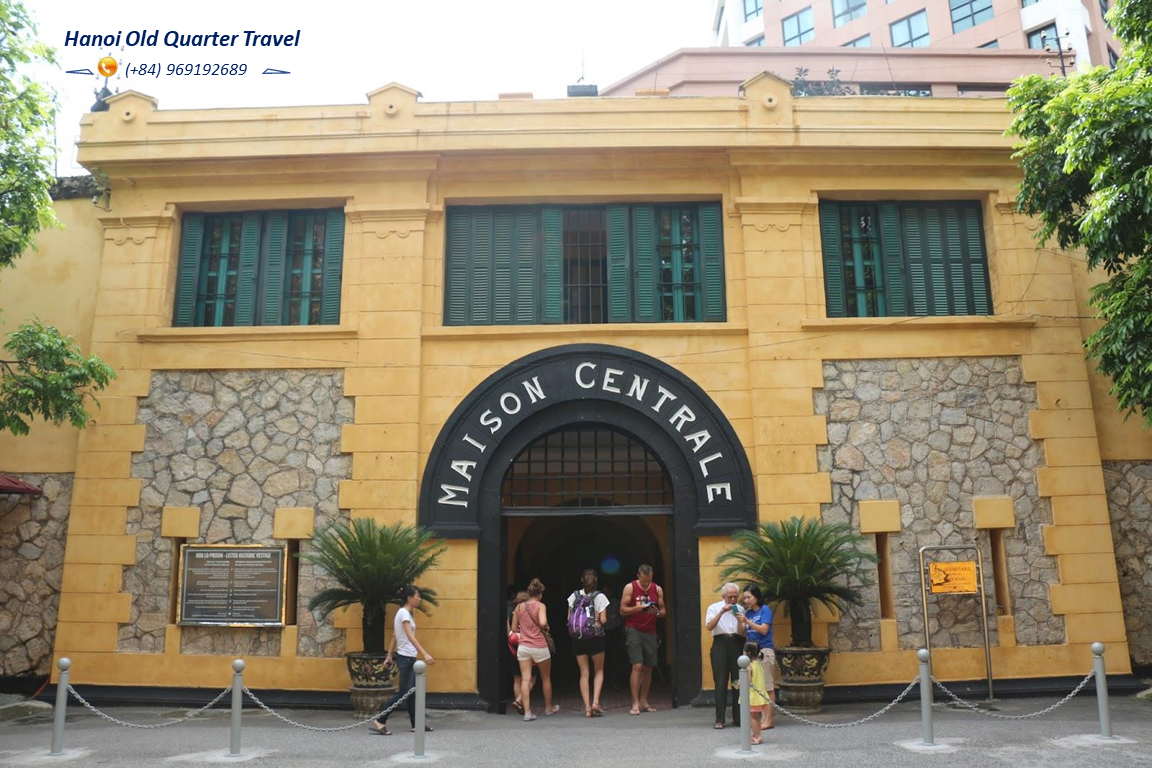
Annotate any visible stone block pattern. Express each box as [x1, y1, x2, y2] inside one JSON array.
[[1103, 460, 1152, 668], [816, 358, 1064, 651], [0, 474, 71, 675], [119, 371, 352, 657]]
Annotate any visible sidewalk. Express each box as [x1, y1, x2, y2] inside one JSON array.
[[0, 693, 1148, 766]]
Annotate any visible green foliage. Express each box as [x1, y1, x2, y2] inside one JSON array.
[[0, 319, 114, 436], [717, 517, 877, 648], [299, 519, 447, 654], [790, 67, 856, 97], [0, 0, 58, 267], [1006, 0, 1152, 425]]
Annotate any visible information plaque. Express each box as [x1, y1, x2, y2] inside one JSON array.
[[928, 561, 979, 595], [178, 544, 287, 626]]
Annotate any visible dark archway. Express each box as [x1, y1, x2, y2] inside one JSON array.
[[417, 344, 757, 710]]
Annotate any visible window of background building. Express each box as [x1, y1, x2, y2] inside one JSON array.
[[1109, 46, 1119, 66], [980, 39, 999, 48], [1027, 23, 1058, 49], [1021, 0, 1040, 6], [745, 0, 764, 20], [891, 10, 930, 47], [860, 84, 933, 97], [958, 85, 1008, 96], [832, 0, 867, 27], [746, 35, 766, 46], [950, 0, 993, 32], [1100, 0, 1112, 27], [844, 33, 872, 46], [819, 201, 992, 318], [783, 7, 816, 46], [174, 210, 344, 328], [444, 204, 726, 326]]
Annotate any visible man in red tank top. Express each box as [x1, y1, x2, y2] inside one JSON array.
[[620, 564, 665, 716]]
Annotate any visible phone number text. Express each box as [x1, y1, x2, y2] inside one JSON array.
[[126, 63, 249, 78]]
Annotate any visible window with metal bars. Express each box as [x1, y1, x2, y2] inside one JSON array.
[[819, 200, 992, 318], [501, 427, 673, 508], [174, 209, 344, 328], [444, 203, 726, 326]]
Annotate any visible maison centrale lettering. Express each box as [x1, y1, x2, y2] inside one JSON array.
[[437, 360, 733, 511]]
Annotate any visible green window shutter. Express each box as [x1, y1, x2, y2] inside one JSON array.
[[878, 203, 907, 317], [320, 210, 345, 325], [493, 212, 514, 323], [699, 203, 726, 322], [818, 202, 847, 318], [174, 214, 204, 326], [445, 210, 471, 326], [514, 210, 539, 323], [961, 203, 992, 315], [469, 209, 493, 325], [541, 207, 563, 324], [262, 212, 288, 326], [902, 205, 929, 315], [606, 204, 631, 322], [943, 205, 970, 315], [632, 205, 659, 322], [233, 213, 261, 326], [923, 206, 949, 316]]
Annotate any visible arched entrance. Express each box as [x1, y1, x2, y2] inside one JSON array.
[[503, 426, 674, 699], [418, 344, 757, 711]]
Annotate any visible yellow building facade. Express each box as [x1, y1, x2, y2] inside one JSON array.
[[2, 74, 1148, 707]]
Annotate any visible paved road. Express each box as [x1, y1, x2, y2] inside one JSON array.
[[0, 693, 1149, 766]]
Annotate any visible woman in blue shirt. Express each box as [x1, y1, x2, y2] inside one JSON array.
[[741, 584, 776, 729]]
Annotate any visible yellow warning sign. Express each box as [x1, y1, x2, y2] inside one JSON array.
[[929, 561, 978, 594]]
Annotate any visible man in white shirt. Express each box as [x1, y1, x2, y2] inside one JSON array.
[[704, 582, 745, 729]]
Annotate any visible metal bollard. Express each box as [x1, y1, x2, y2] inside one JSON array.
[[230, 659, 245, 758], [918, 649, 934, 746], [49, 657, 71, 756], [737, 655, 751, 754], [414, 660, 427, 759], [1091, 643, 1114, 740]]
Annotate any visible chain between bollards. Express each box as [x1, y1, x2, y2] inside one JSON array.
[[918, 648, 934, 746], [736, 655, 752, 754], [49, 657, 70, 756], [229, 659, 245, 758], [413, 660, 428, 759]]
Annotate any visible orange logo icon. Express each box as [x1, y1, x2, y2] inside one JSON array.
[[97, 57, 117, 77]]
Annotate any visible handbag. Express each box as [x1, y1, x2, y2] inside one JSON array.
[[507, 631, 520, 657], [543, 627, 556, 655]]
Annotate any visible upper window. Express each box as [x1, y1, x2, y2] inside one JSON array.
[[844, 33, 872, 46], [444, 203, 726, 326], [783, 7, 816, 45], [819, 201, 992, 318], [1108, 47, 1119, 67], [950, 0, 993, 32], [1027, 23, 1057, 49], [833, 0, 868, 27], [746, 35, 766, 46], [891, 10, 930, 47], [1100, 0, 1112, 26], [745, 0, 764, 20], [980, 39, 999, 48], [174, 210, 344, 328]]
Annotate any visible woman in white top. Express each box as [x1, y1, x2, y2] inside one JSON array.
[[370, 585, 434, 736]]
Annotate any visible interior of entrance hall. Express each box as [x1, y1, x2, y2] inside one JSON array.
[[500, 427, 676, 708]]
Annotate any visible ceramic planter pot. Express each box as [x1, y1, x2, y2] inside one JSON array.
[[346, 652, 398, 716], [775, 646, 831, 714]]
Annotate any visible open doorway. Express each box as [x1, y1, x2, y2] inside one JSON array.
[[498, 427, 677, 713]]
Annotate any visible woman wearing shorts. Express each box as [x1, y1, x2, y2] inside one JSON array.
[[510, 578, 559, 721], [742, 584, 776, 729]]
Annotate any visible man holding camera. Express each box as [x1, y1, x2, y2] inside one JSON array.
[[704, 582, 745, 729], [620, 564, 664, 716]]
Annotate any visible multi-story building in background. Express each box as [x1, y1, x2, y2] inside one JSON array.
[[713, 0, 1119, 71]]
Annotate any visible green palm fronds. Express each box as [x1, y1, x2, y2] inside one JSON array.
[[717, 517, 877, 647], [300, 519, 447, 654]]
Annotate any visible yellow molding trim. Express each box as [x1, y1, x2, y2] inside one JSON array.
[[799, 315, 1037, 332], [422, 323, 750, 341], [136, 325, 359, 343]]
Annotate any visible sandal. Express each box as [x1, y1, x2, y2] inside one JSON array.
[[409, 725, 433, 732], [591, 705, 604, 717], [512, 700, 524, 714], [523, 713, 537, 722], [714, 722, 725, 730], [585, 709, 594, 718], [751, 736, 763, 746], [545, 705, 561, 716], [629, 709, 641, 716], [369, 723, 392, 736]]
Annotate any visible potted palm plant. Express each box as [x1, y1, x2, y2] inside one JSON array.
[[718, 516, 876, 713], [300, 519, 446, 715]]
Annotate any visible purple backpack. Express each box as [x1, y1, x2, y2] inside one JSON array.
[[568, 591, 605, 639]]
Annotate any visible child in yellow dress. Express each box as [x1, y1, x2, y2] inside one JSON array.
[[743, 641, 769, 745]]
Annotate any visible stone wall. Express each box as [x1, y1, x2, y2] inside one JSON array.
[[119, 370, 353, 657], [816, 358, 1064, 652], [1102, 460, 1152, 669], [0, 473, 71, 676]]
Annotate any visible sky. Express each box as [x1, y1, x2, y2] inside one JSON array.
[[31, 0, 712, 175]]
